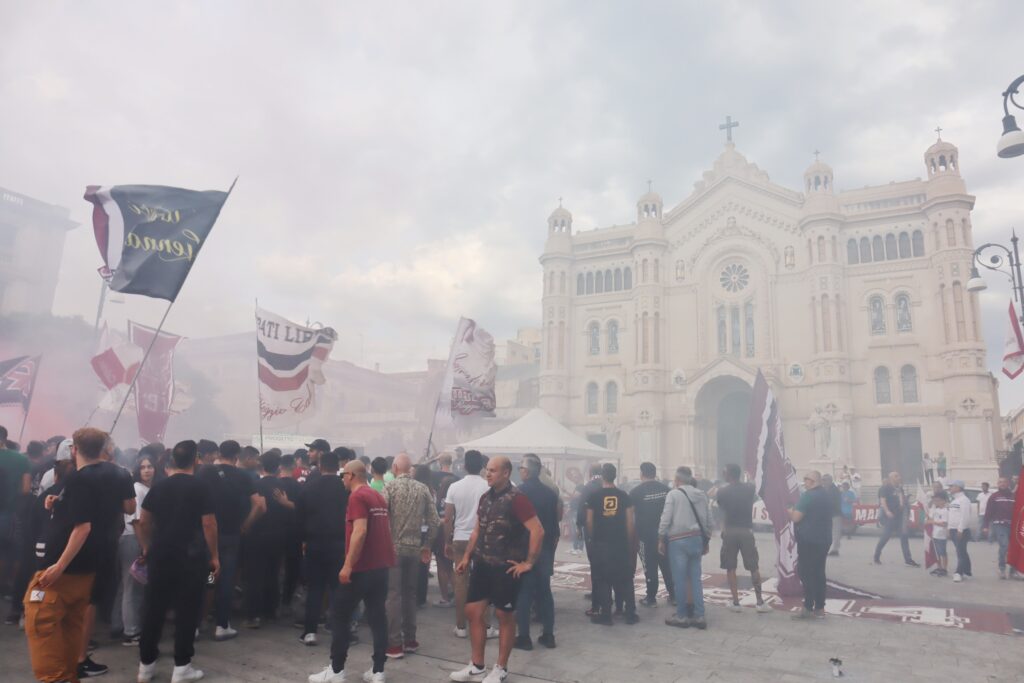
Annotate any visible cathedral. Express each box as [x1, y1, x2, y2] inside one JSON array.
[[538, 130, 1001, 486]]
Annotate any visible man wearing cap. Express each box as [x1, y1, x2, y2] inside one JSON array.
[[306, 439, 332, 484], [947, 480, 974, 582]]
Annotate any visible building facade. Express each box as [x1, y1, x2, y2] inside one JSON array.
[[0, 186, 77, 316], [539, 137, 1000, 485]]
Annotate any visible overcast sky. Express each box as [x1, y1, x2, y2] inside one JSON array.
[[5, 1, 1024, 409]]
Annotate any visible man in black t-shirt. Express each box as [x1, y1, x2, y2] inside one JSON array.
[[278, 454, 303, 613], [629, 462, 675, 607], [243, 450, 295, 626], [24, 428, 131, 683], [586, 463, 637, 625], [575, 464, 603, 611], [789, 471, 832, 618], [196, 440, 265, 640], [137, 440, 218, 683], [297, 448, 349, 644], [873, 471, 918, 566], [715, 464, 768, 612]]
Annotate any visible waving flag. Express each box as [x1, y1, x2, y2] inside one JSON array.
[[91, 324, 144, 390], [256, 307, 337, 428], [745, 370, 802, 596], [129, 321, 183, 444], [1008, 466, 1024, 574], [435, 317, 497, 426], [85, 183, 231, 301], [1003, 302, 1024, 379], [0, 355, 40, 412]]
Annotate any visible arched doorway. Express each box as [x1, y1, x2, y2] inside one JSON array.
[[694, 376, 753, 479]]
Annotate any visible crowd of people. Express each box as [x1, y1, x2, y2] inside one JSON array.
[[0, 423, 1019, 683]]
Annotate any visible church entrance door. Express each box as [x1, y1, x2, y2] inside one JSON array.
[[695, 376, 753, 479], [879, 427, 923, 485]]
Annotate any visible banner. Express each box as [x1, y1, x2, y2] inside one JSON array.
[[1003, 302, 1024, 379], [744, 370, 802, 596], [256, 307, 337, 429], [0, 355, 40, 412], [85, 184, 230, 301], [128, 321, 183, 444], [91, 324, 143, 390], [435, 317, 497, 426], [1007, 466, 1024, 574]]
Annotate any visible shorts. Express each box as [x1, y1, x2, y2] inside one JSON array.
[[932, 538, 948, 559], [720, 528, 759, 572], [467, 561, 521, 612]]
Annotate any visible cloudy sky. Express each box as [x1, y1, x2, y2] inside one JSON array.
[[4, 1, 1024, 407]]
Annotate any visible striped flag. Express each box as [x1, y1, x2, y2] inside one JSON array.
[[256, 307, 337, 428]]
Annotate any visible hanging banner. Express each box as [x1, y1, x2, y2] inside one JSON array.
[[435, 317, 497, 426], [128, 321, 183, 444]]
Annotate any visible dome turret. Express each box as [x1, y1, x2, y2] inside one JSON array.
[[547, 204, 572, 234], [637, 185, 663, 222], [803, 153, 834, 195], [925, 131, 959, 178]]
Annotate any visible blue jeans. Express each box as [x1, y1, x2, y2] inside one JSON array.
[[994, 524, 1010, 571], [668, 536, 704, 618], [515, 548, 554, 638], [214, 534, 240, 628]]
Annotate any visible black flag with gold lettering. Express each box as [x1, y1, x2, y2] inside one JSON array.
[[85, 184, 232, 301]]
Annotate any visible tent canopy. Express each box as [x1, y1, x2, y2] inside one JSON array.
[[452, 408, 616, 460]]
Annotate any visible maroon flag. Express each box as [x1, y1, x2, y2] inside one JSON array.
[[128, 321, 182, 444], [90, 324, 143, 390], [1007, 466, 1024, 574], [744, 370, 802, 596], [0, 356, 40, 412]]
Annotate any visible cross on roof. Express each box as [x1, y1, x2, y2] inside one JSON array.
[[558, 196, 563, 208], [935, 126, 943, 140], [719, 115, 739, 143], [647, 179, 653, 193], [814, 149, 820, 161]]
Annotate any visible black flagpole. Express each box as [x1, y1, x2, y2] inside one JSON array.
[[18, 356, 42, 443], [255, 298, 264, 452]]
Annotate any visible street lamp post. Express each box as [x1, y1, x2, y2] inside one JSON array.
[[967, 232, 1024, 321], [997, 74, 1024, 158]]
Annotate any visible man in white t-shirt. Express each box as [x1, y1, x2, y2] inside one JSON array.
[[947, 481, 974, 582], [443, 450, 492, 638], [975, 482, 992, 542]]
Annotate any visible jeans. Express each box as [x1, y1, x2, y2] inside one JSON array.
[[590, 540, 636, 617], [112, 534, 144, 636], [243, 533, 284, 619], [516, 548, 554, 638], [140, 560, 205, 666], [950, 529, 972, 576], [668, 536, 704, 618], [830, 517, 843, 554], [638, 537, 674, 601], [304, 537, 344, 635], [874, 514, 912, 563], [214, 534, 241, 629], [994, 524, 1010, 571], [387, 554, 421, 647], [797, 541, 828, 612], [331, 567, 388, 674]]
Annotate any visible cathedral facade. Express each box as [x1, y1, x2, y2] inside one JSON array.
[[538, 136, 1000, 486]]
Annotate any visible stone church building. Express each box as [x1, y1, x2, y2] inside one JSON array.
[[538, 134, 1000, 485]]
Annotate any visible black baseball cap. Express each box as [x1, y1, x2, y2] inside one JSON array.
[[306, 438, 331, 453]]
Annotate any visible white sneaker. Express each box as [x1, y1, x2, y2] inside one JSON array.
[[755, 602, 771, 613], [450, 663, 487, 682], [309, 666, 347, 683], [214, 625, 238, 641], [485, 626, 499, 639], [138, 662, 156, 683], [482, 665, 509, 683], [453, 626, 468, 638], [362, 671, 386, 683], [303, 632, 319, 646], [952, 573, 963, 583], [729, 603, 742, 613], [171, 663, 204, 683]]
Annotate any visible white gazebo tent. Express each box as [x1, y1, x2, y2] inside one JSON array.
[[452, 408, 618, 493]]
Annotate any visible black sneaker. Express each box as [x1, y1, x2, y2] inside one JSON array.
[[639, 596, 657, 607], [590, 612, 613, 626], [78, 657, 109, 678], [537, 632, 556, 649], [905, 560, 921, 568], [513, 635, 533, 650], [624, 613, 639, 625], [121, 634, 140, 647]]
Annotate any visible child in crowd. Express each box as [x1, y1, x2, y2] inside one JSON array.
[[927, 491, 949, 577]]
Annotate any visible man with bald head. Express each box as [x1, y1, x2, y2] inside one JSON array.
[[381, 452, 440, 659], [451, 456, 544, 683], [308, 460, 396, 683], [789, 470, 832, 619]]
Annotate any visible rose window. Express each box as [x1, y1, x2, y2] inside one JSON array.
[[720, 263, 750, 292]]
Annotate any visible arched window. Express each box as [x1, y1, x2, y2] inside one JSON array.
[[559, 271, 566, 294], [895, 293, 912, 332], [642, 259, 649, 283], [874, 367, 892, 404], [952, 282, 967, 341], [623, 267, 632, 290], [860, 237, 872, 263], [821, 295, 832, 351], [961, 218, 970, 247], [744, 301, 755, 357], [898, 232, 911, 259], [912, 230, 925, 257], [885, 234, 898, 260], [614, 268, 622, 291], [605, 382, 618, 414], [585, 272, 594, 295], [545, 321, 553, 370], [869, 295, 886, 335], [588, 322, 600, 355], [940, 284, 951, 343], [604, 270, 613, 292], [607, 320, 619, 354], [577, 274, 585, 295], [717, 306, 727, 354], [675, 260, 685, 280], [817, 236, 826, 262], [872, 235, 885, 261], [585, 382, 599, 415], [654, 259, 660, 282], [641, 312, 649, 363], [946, 219, 956, 247], [595, 271, 604, 294], [557, 321, 565, 369], [730, 306, 741, 356], [901, 365, 918, 403], [847, 239, 859, 264], [654, 312, 661, 363]]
